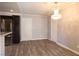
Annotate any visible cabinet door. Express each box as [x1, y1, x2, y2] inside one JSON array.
[[0, 16, 1, 32], [12, 15, 20, 43], [0, 16, 3, 32]]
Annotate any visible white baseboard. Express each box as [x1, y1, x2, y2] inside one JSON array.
[[48, 39, 56, 43], [56, 42, 79, 55], [21, 38, 48, 41], [32, 38, 48, 40]]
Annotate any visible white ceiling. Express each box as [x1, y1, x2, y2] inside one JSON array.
[[0, 2, 78, 15]]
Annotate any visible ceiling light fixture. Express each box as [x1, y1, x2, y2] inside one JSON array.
[[51, 2, 62, 20], [10, 9, 14, 12]]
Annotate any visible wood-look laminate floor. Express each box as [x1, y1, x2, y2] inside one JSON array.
[[5, 39, 78, 56]]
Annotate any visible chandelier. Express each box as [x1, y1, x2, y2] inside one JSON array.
[[51, 2, 62, 20]]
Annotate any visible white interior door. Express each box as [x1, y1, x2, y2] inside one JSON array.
[[21, 17, 32, 41]]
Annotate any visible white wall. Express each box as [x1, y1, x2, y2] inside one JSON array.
[[21, 14, 48, 41], [32, 15, 48, 39], [48, 16, 58, 42], [51, 19, 58, 42], [20, 15, 32, 41], [57, 3, 79, 53], [49, 3, 79, 54]]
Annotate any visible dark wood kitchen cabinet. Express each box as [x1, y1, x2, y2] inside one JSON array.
[[12, 15, 20, 43], [0, 15, 20, 44], [0, 16, 1, 32]]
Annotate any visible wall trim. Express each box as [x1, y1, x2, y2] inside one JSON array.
[[48, 39, 56, 43], [56, 42, 79, 55], [0, 11, 48, 16], [21, 38, 48, 41], [32, 38, 48, 40]]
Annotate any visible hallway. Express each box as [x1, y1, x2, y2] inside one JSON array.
[[5, 40, 78, 56]]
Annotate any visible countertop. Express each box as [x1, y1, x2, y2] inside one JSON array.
[[0, 32, 12, 56], [0, 32, 12, 36]]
